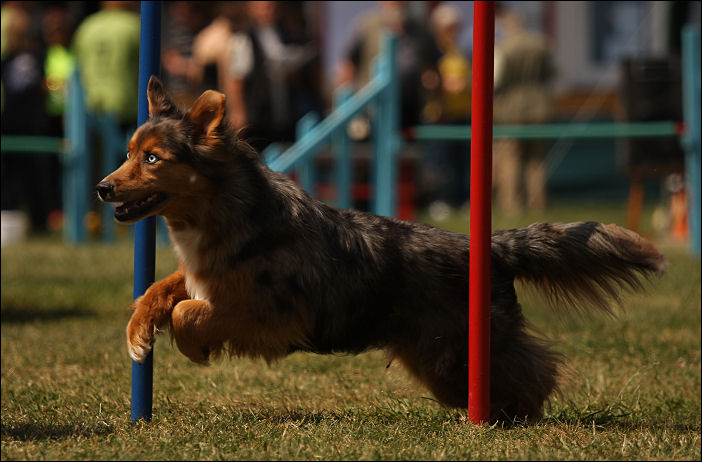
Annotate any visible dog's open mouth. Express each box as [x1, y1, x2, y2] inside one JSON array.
[[114, 193, 167, 222]]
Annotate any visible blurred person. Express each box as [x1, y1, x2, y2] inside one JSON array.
[[72, 1, 140, 235], [1, 2, 10, 59], [72, 1, 140, 129], [37, 4, 76, 230], [419, 3, 472, 217], [1, 5, 52, 231], [225, 0, 315, 151], [162, 1, 211, 107], [275, 1, 325, 127], [1, 1, 39, 61], [492, 2, 555, 215], [1, 4, 43, 135], [336, 1, 434, 131], [192, 2, 247, 93], [42, 4, 75, 137]]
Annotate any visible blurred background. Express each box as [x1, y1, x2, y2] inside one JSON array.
[[1, 0, 700, 250], [2, 5, 700, 457]]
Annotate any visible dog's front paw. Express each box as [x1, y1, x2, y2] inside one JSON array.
[[126, 314, 156, 363]]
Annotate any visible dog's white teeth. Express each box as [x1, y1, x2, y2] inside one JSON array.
[[136, 195, 156, 207], [115, 195, 160, 217]]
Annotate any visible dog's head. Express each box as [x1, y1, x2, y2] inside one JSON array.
[[96, 76, 251, 224]]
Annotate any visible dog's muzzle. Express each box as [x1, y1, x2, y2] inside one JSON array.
[[96, 181, 115, 202]]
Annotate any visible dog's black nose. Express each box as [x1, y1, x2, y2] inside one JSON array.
[[96, 181, 114, 201]]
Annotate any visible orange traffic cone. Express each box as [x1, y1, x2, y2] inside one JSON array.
[[670, 187, 689, 242]]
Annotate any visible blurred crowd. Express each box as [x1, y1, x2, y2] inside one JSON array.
[[1, 1, 554, 233]]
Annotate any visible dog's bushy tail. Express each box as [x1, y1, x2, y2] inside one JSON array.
[[491, 222, 667, 315]]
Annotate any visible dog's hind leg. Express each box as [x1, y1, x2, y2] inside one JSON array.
[[170, 299, 225, 365], [389, 323, 470, 409], [127, 270, 188, 363], [390, 297, 562, 423], [487, 296, 564, 423]]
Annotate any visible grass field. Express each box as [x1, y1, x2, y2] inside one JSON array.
[[2, 200, 700, 460]]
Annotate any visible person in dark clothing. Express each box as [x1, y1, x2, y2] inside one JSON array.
[[418, 3, 472, 215], [225, 1, 316, 152], [492, 3, 556, 215], [1, 6, 44, 136], [336, 1, 435, 130], [1, 5, 55, 232]]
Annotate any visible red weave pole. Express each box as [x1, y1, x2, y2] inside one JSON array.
[[468, 0, 494, 424]]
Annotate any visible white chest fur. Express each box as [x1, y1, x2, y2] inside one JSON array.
[[170, 227, 210, 301]]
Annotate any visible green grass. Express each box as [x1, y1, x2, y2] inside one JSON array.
[[2, 200, 700, 460]]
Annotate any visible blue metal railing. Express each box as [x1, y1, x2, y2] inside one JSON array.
[[266, 34, 400, 218], [64, 68, 91, 244], [407, 121, 682, 141]]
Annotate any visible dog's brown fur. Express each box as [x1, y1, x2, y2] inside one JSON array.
[[97, 77, 667, 423]]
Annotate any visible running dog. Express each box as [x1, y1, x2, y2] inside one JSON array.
[[96, 77, 666, 423]]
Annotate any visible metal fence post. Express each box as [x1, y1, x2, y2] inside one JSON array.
[[64, 68, 89, 244], [333, 86, 353, 209], [681, 25, 701, 256], [98, 114, 122, 242], [372, 34, 399, 218], [296, 112, 320, 196]]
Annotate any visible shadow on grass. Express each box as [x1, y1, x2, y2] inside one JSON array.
[[544, 405, 698, 433], [222, 402, 461, 427], [1, 421, 113, 441], [0, 305, 96, 324], [237, 404, 697, 433]]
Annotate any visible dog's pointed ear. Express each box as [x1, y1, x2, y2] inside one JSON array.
[[147, 76, 180, 119], [185, 90, 226, 140]]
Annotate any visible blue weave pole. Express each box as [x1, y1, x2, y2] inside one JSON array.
[[131, 0, 161, 423]]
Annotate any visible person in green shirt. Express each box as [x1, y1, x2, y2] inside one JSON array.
[[72, 2, 140, 237], [72, 1, 140, 128]]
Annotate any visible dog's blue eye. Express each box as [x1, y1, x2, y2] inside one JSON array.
[[146, 153, 159, 164], [126, 151, 130, 159]]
